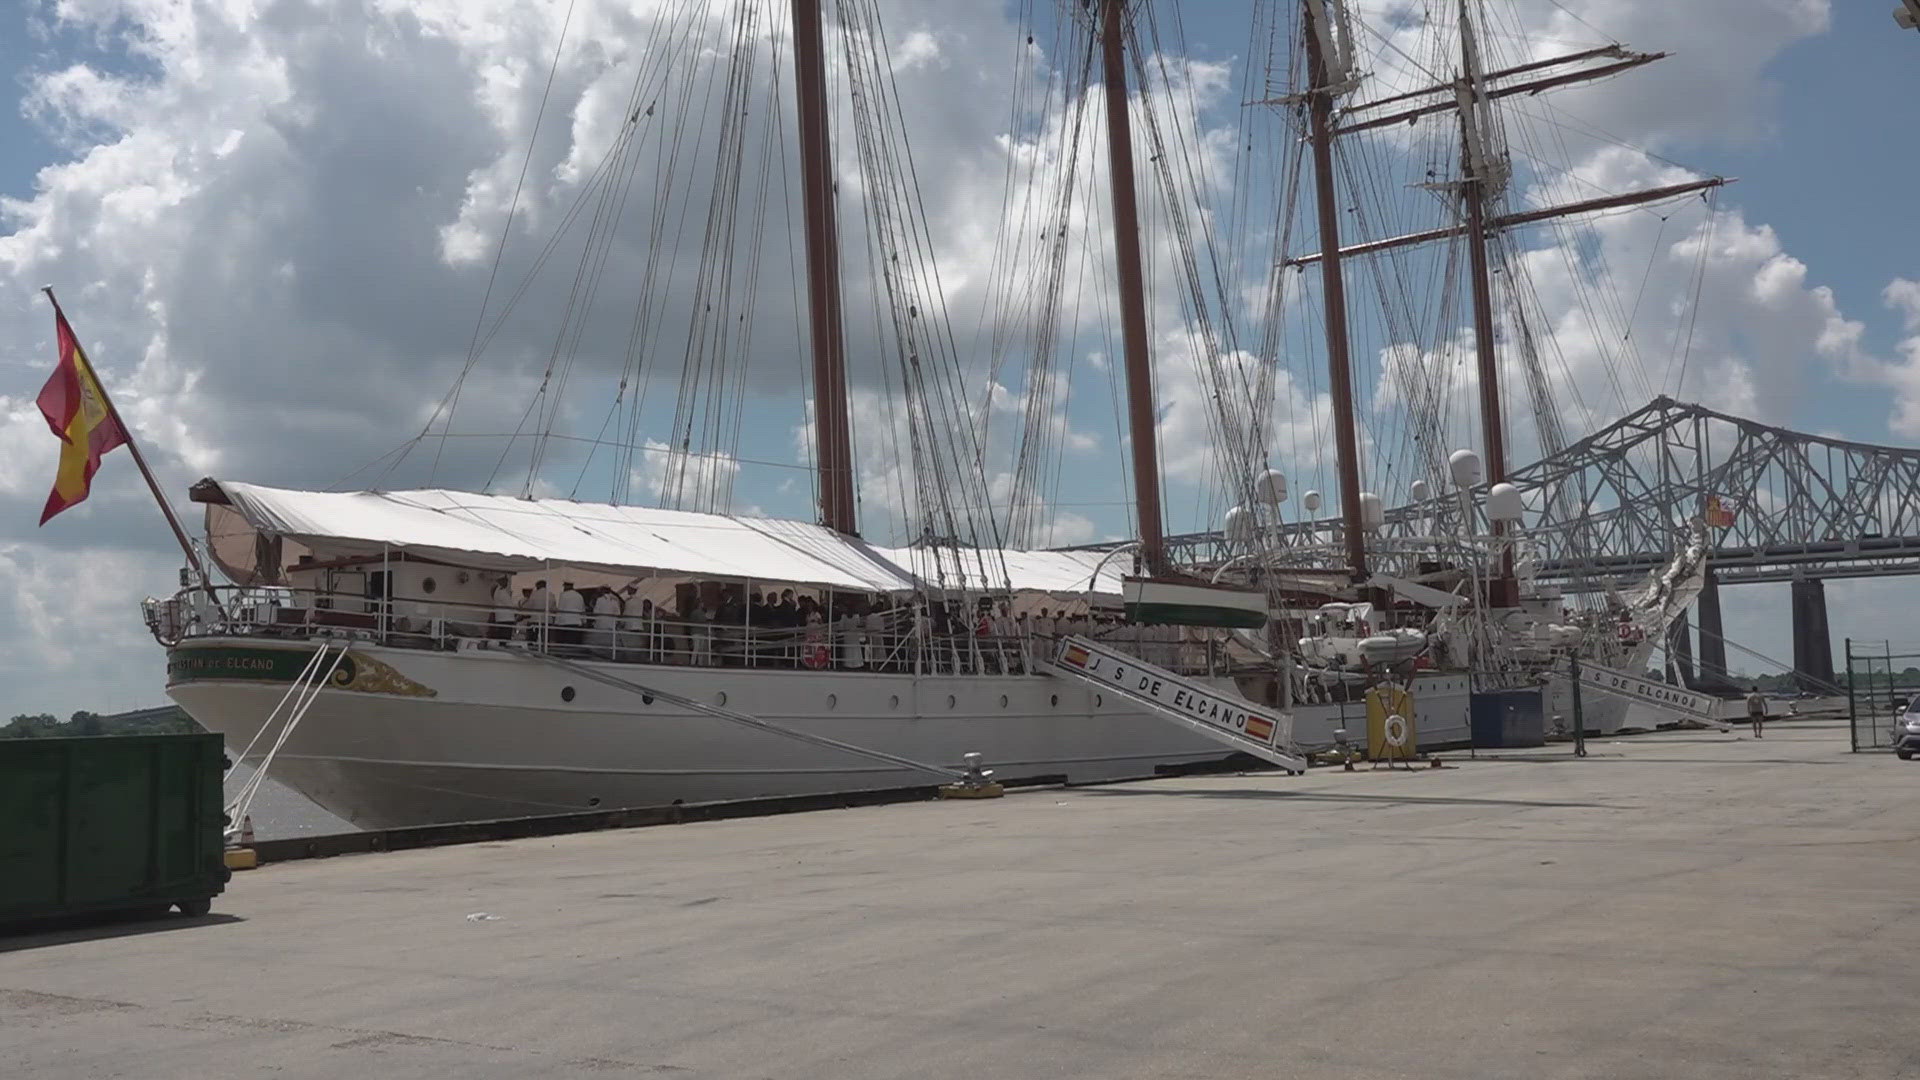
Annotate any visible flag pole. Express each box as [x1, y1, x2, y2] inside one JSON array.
[[41, 286, 226, 611]]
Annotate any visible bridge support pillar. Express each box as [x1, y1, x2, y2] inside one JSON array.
[[1696, 568, 1728, 689], [1790, 578, 1835, 691], [1667, 607, 1695, 689]]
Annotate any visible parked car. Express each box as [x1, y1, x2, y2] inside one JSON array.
[[1894, 700, 1920, 760]]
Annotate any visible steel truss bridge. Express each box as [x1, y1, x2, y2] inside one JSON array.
[[1072, 397, 1920, 687]]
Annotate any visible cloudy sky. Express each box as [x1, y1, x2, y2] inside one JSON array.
[[1, 0, 1916, 715]]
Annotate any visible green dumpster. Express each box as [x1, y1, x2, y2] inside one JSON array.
[[0, 733, 231, 924]]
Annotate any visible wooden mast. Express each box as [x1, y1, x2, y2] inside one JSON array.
[[1457, 0, 1515, 604], [1302, 0, 1370, 579], [790, 0, 857, 534], [1099, 0, 1167, 574]]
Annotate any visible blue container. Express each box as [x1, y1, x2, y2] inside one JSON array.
[[1470, 689, 1546, 749]]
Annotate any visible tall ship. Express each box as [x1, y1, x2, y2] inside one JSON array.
[[147, 0, 1720, 828]]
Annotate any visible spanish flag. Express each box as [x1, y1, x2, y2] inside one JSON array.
[[37, 309, 129, 524]]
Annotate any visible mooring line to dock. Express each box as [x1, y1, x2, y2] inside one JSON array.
[[227, 643, 350, 833], [224, 641, 333, 782]]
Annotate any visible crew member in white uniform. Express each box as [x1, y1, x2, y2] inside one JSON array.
[[522, 580, 551, 644], [557, 582, 587, 648], [490, 575, 516, 641], [592, 587, 623, 657]]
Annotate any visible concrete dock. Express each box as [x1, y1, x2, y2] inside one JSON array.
[[5, 718, 1916, 1079]]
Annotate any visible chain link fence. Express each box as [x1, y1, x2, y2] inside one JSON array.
[[1845, 640, 1920, 751]]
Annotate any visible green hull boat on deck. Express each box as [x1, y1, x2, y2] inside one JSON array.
[[1122, 577, 1269, 629]]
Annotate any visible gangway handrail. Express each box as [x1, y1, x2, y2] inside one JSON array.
[[1554, 657, 1733, 732], [1047, 635, 1310, 773]]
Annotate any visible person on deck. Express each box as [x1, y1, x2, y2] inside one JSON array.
[[773, 590, 799, 666], [619, 586, 643, 659], [1746, 685, 1767, 738], [716, 591, 744, 667], [592, 587, 623, 658], [865, 597, 890, 672], [634, 596, 657, 662], [991, 601, 1016, 674], [489, 575, 516, 641], [557, 582, 587, 648], [523, 580, 551, 644], [749, 591, 769, 665], [688, 599, 713, 665], [801, 600, 828, 670], [912, 595, 933, 673], [837, 602, 865, 671]]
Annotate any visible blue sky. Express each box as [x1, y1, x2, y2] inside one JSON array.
[[1702, 4, 1920, 434], [0, 0, 1916, 713]]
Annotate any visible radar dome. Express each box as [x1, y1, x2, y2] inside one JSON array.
[[1448, 448, 1483, 488], [1223, 505, 1255, 542], [1487, 482, 1525, 522], [1255, 469, 1289, 505]]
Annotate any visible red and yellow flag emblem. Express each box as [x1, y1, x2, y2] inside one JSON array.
[[37, 310, 129, 524]]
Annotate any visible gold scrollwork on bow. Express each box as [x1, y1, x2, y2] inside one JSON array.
[[327, 651, 438, 698]]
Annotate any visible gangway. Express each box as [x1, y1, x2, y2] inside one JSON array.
[[1554, 658, 1733, 732], [1049, 636, 1310, 773]]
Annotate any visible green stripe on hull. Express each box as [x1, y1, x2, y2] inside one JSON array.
[[167, 644, 317, 686], [1123, 602, 1268, 629]]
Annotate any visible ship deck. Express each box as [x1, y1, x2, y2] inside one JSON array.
[[5, 716, 1914, 1079]]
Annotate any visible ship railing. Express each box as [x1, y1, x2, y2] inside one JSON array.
[[150, 585, 1223, 679]]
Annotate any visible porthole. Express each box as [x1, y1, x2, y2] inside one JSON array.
[[998, 694, 1009, 708], [421, 576, 438, 595], [1050, 694, 1059, 707], [947, 694, 957, 709], [715, 691, 728, 707], [827, 693, 838, 709], [889, 694, 900, 709], [561, 686, 576, 702]]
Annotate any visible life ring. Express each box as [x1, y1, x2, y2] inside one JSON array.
[[1383, 713, 1409, 750]]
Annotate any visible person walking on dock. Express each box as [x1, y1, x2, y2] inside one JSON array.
[[1745, 685, 1767, 738]]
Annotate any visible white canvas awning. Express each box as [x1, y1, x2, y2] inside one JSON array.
[[876, 544, 1126, 598], [200, 480, 1126, 598]]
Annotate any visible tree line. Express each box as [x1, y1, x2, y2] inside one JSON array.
[[2, 708, 205, 739]]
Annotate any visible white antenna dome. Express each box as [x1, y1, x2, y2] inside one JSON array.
[[1487, 482, 1525, 523], [1302, 489, 1323, 513], [1409, 479, 1431, 504], [1359, 492, 1385, 531], [1449, 449, 1483, 488], [1223, 504, 1255, 542], [1255, 469, 1289, 505]]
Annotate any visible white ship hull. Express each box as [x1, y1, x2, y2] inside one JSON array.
[[169, 637, 1477, 829]]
